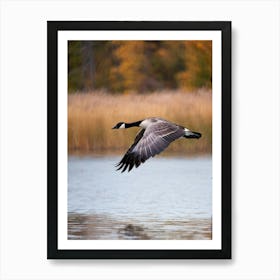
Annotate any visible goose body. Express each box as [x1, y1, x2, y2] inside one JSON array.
[[112, 117, 201, 172]]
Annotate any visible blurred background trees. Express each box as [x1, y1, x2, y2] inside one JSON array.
[[68, 40, 212, 93]]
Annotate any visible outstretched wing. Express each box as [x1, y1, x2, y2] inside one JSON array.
[[116, 121, 184, 172], [116, 129, 146, 172]]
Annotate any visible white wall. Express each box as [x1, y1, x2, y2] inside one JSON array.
[[0, 0, 279, 279]]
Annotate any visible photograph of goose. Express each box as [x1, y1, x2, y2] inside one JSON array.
[[67, 40, 212, 241]]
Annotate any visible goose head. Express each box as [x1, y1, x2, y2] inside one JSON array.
[[112, 122, 125, 129]]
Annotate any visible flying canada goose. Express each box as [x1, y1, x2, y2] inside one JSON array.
[[112, 117, 201, 172]]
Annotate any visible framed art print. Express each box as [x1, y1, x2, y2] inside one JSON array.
[[47, 21, 231, 259]]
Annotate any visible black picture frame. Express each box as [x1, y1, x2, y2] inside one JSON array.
[[47, 21, 231, 259]]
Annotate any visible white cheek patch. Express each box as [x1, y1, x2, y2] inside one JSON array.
[[120, 123, 125, 129], [184, 128, 190, 132]]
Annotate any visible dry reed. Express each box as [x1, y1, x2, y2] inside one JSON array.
[[68, 90, 212, 156]]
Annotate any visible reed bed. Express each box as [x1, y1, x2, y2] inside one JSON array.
[[68, 90, 212, 156]]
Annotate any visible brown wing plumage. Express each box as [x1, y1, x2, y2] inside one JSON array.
[[116, 121, 184, 172]]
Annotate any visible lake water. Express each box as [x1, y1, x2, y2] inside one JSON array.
[[68, 155, 212, 240]]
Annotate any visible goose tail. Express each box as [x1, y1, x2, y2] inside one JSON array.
[[184, 128, 201, 139]]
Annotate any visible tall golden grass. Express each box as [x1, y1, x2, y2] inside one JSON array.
[[68, 90, 212, 156]]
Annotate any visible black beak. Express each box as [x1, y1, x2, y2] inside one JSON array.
[[112, 125, 117, 129]]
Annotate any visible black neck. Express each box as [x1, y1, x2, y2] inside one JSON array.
[[125, 120, 142, 128]]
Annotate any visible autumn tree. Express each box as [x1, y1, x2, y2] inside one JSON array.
[[176, 41, 212, 90], [109, 41, 161, 93], [68, 40, 212, 93], [153, 41, 185, 89], [68, 41, 83, 92]]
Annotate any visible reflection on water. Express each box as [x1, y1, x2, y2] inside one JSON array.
[[68, 213, 212, 240], [68, 156, 212, 240]]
